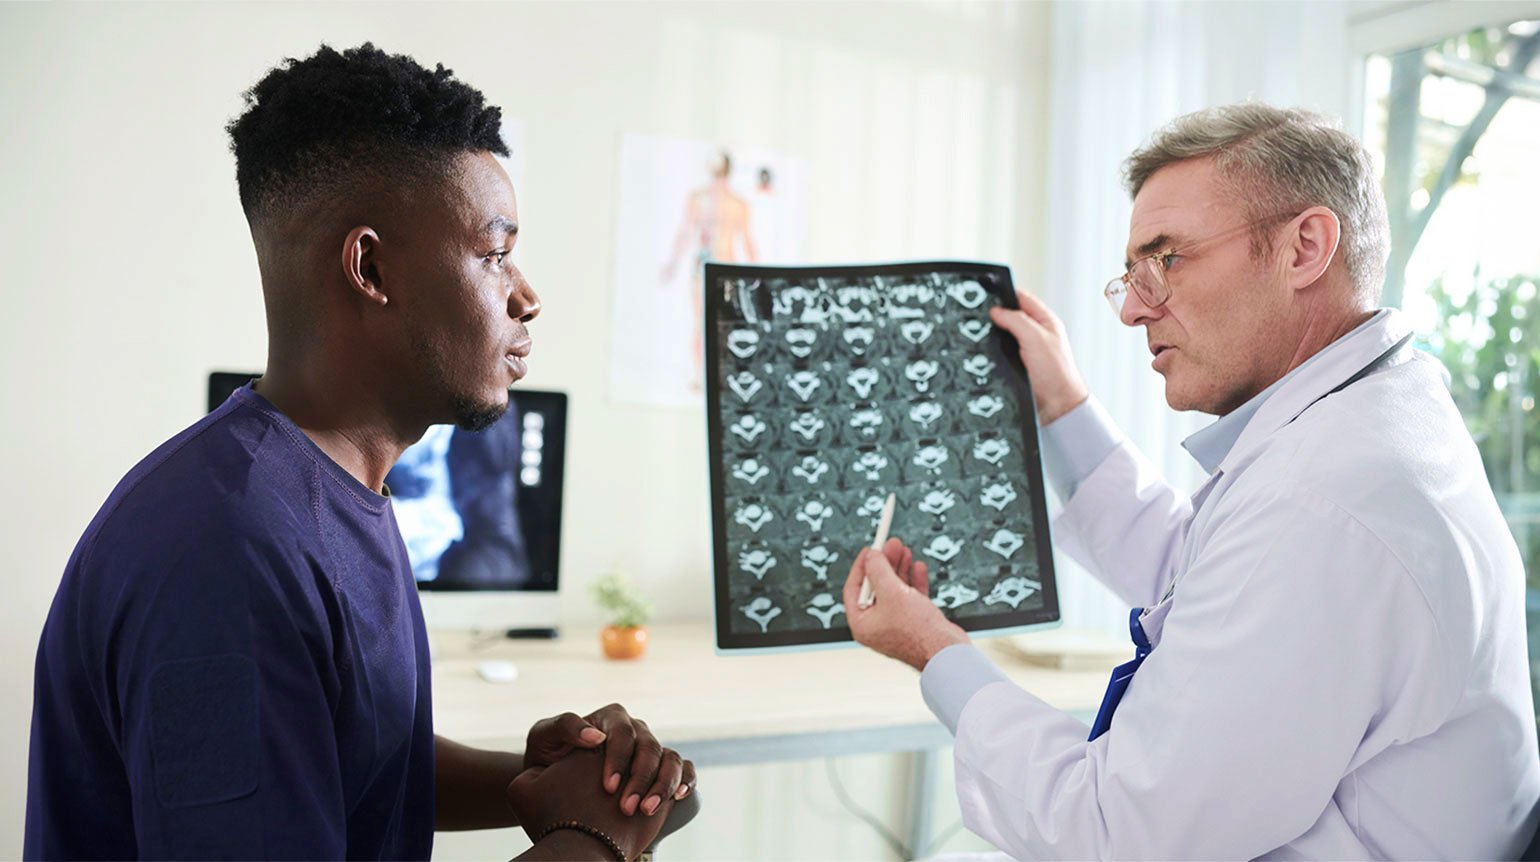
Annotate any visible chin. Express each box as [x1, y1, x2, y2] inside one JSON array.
[[451, 390, 510, 432], [1162, 378, 1204, 414], [1166, 382, 1239, 416]]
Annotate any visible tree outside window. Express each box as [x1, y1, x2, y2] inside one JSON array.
[[1363, 18, 1540, 708]]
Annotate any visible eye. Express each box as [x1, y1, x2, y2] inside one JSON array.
[[486, 250, 508, 265], [1160, 253, 1182, 270]]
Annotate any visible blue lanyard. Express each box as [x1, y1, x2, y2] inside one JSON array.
[[1088, 607, 1151, 740]]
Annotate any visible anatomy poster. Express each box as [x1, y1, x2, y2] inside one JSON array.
[[611, 134, 808, 407], [705, 262, 1060, 651]]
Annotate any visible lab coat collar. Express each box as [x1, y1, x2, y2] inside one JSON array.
[[1225, 308, 1409, 474], [1180, 373, 1287, 475], [1180, 309, 1407, 476]]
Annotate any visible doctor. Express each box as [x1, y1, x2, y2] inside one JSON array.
[[843, 103, 1540, 859]]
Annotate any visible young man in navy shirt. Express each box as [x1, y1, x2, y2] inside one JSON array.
[[25, 43, 693, 861]]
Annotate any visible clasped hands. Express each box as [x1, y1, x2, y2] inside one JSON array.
[[509, 703, 696, 859]]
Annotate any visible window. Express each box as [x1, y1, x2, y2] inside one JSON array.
[[1363, 18, 1540, 713]]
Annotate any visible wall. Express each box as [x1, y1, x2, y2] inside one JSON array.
[[0, 1, 1049, 856]]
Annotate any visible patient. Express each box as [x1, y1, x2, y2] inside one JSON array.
[[25, 43, 692, 861]]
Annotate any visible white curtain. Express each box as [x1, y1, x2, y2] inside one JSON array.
[[1038, 0, 1354, 635]]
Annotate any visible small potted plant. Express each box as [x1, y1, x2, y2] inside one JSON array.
[[591, 574, 652, 660]]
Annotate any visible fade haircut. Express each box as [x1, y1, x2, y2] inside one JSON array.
[[227, 43, 506, 226], [1123, 103, 1390, 305]]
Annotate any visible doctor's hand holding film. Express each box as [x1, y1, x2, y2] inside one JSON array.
[[988, 289, 1090, 425], [843, 538, 970, 671]]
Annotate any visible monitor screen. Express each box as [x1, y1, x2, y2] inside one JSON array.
[[207, 374, 566, 593]]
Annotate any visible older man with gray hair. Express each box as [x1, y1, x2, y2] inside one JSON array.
[[841, 103, 1540, 858]]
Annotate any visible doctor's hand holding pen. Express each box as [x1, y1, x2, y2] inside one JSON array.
[[843, 538, 970, 671]]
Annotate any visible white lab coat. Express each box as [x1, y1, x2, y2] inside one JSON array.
[[928, 311, 1540, 859]]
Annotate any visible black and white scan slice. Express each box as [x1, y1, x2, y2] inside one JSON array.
[[706, 262, 1060, 650]]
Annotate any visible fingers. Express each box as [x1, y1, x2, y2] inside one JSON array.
[[845, 541, 918, 613], [676, 759, 697, 799], [860, 545, 904, 597], [911, 560, 930, 597], [841, 547, 868, 612], [1013, 289, 1061, 328], [618, 720, 663, 816], [881, 538, 921, 593], [554, 711, 606, 747], [990, 289, 1065, 342], [639, 749, 685, 816], [989, 304, 1043, 345], [591, 707, 634, 795], [526, 711, 605, 768], [576, 703, 693, 818]]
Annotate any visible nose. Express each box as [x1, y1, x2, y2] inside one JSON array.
[[510, 266, 541, 323], [1118, 282, 1162, 328]]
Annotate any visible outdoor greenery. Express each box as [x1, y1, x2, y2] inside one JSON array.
[[1382, 17, 1540, 726], [1426, 273, 1540, 589]]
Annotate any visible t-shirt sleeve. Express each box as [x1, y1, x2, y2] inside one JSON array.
[[107, 525, 348, 860]]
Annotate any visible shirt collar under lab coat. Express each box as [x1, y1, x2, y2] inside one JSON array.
[[1180, 308, 1406, 475]]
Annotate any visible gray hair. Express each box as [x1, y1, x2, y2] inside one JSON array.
[[1123, 103, 1389, 305]]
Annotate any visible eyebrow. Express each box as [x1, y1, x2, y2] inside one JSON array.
[[1125, 232, 1175, 270], [485, 215, 519, 237]]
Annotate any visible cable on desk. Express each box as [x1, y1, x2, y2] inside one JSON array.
[[825, 758, 966, 860], [466, 628, 512, 650], [927, 820, 967, 855], [825, 758, 908, 860]]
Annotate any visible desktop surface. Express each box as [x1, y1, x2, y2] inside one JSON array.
[[430, 620, 1112, 762]]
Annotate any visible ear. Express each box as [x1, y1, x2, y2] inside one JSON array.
[[341, 226, 389, 306], [1281, 206, 1340, 292]]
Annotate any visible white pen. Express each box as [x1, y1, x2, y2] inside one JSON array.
[[858, 492, 897, 609]]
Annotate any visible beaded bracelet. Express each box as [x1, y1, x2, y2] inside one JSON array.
[[536, 819, 627, 862]]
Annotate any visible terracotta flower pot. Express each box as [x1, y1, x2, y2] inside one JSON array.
[[601, 625, 648, 660]]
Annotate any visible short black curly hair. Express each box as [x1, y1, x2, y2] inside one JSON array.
[[227, 43, 507, 223]]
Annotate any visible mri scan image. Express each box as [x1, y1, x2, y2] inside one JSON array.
[[707, 263, 1059, 650]]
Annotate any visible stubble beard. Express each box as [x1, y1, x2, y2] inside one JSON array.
[[409, 330, 509, 432]]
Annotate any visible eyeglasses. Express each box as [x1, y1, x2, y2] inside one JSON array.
[[1103, 212, 1297, 317]]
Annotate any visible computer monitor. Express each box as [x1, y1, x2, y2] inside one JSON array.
[[207, 373, 568, 633]]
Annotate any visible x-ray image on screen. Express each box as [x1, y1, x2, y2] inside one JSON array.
[[386, 409, 534, 588], [384, 391, 568, 593], [705, 261, 1060, 651]]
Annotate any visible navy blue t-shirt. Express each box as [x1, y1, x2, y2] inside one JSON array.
[[25, 384, 435, 860]]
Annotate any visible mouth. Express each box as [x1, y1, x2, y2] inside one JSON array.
[[504, 340, 532, 379], [1150, 342, 1175, 372]]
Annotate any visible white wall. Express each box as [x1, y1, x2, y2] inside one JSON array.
[[0, 1, 1049, 856]]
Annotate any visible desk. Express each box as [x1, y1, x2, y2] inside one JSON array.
[[432, 621, 1113, 858]]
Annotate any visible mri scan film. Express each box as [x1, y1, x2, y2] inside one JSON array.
[[706, 262, 1060, 651]]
